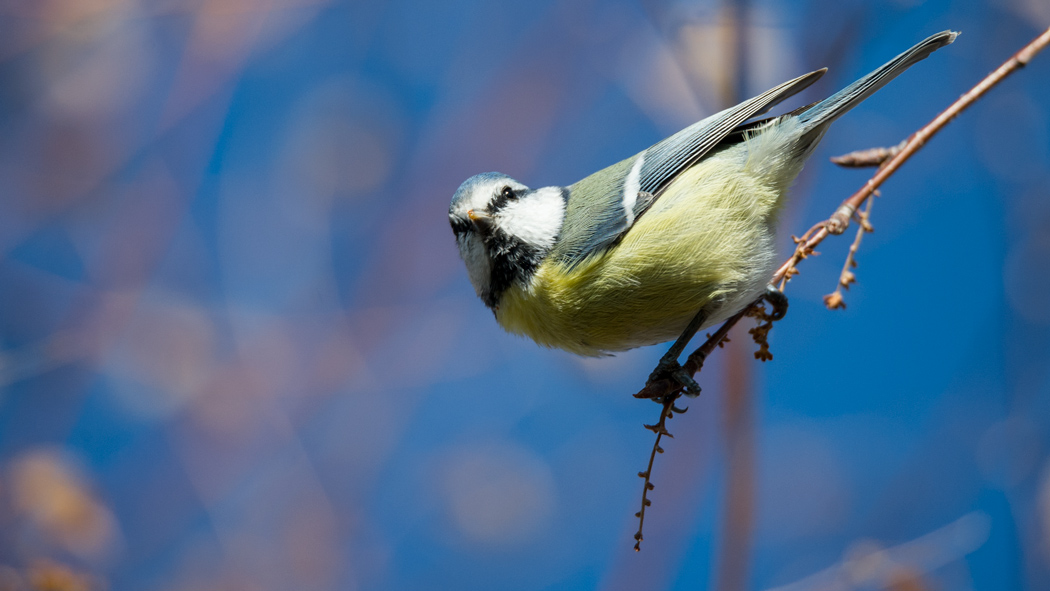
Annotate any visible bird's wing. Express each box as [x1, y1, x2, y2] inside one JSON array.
[[553, 68, 826, 267]]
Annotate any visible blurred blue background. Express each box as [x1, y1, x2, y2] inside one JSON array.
[[0, 0, 1048, 589]]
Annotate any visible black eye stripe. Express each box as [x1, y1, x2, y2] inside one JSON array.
[[490, 185, 519, 212]]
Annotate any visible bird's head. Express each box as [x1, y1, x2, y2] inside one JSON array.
[[449, 172, 566, 308]]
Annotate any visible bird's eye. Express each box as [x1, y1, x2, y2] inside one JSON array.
[[501, 186, 515, 200]]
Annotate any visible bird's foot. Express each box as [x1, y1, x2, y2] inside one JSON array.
[[762, 285, 789, 321], [646, 356, 701, 398]]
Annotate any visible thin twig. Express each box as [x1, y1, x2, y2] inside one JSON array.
[[633, 396, 678, 551], [824, 194, 874, 309], [830, 140, 907, 168], [629, 26, 1050, 550]]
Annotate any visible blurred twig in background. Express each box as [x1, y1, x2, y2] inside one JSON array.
[[765, 512, 991, 591], [714, 2, 757, 590]]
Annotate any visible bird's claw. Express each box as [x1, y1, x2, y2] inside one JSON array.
[[647, 357, 701, 398], [763, 285, 789, 321]]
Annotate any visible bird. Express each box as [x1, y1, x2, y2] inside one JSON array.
[[448, 31, 957, 395]]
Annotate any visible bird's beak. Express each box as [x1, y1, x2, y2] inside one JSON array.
[[467, 209, 494, 234]]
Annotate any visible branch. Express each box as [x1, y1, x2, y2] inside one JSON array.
[[629, 25, 1050, 550], [812, 25, 1050, 239]]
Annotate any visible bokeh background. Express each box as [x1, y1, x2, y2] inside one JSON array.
[[1, 0, 1048, 589]]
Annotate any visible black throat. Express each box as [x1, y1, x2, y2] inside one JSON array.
[[483, 229, 545, 309]]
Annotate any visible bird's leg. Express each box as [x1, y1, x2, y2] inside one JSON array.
[[762, 284, 789, 320], [647, 308, 708, 397], [644, 287, 788, 399]]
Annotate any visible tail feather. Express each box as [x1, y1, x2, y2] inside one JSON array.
[[798, 30, 958, 131]]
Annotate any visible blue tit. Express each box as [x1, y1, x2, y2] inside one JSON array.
[[448, 31, 956, 390]]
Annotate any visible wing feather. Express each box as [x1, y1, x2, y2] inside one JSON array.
[[553, 68, 826, 266], [638, 68, 825, 197]]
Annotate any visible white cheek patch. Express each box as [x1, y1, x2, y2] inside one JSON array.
[[496, 187, 565, 250]]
